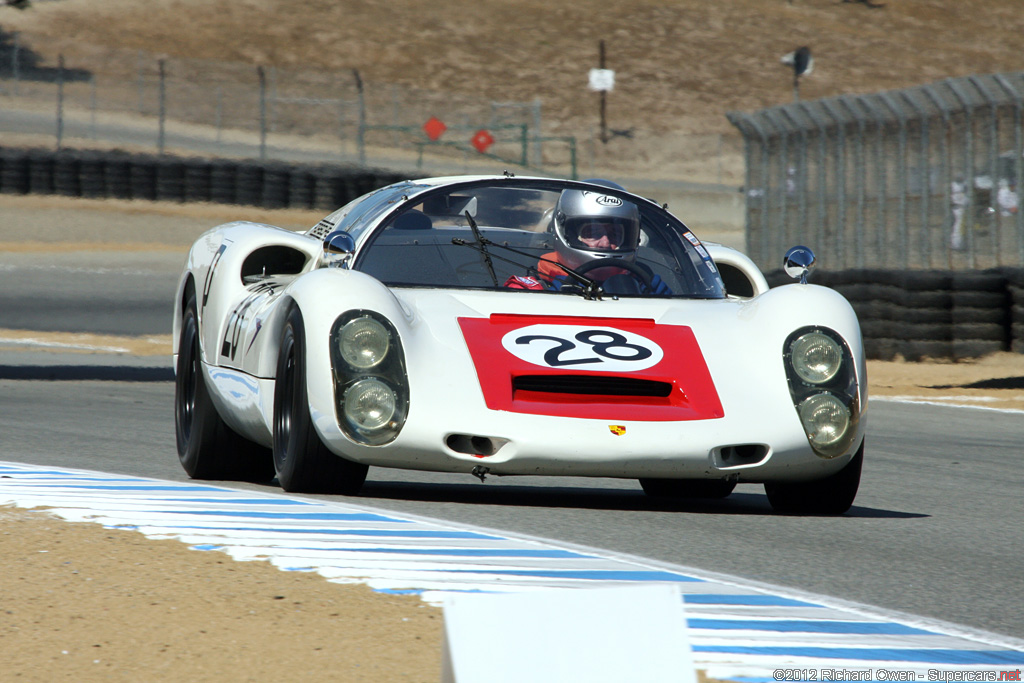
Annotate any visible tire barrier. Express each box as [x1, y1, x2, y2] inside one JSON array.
[[52, 153, 80, 197], [27, 149, 53, 195], [0, 146, 413, 213], [182, 158, 212, 204], [1006, 270, 1024, 354], [767, 267, 1021, 360], [103, 152, 133, 200]]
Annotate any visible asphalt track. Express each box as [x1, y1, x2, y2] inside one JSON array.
[[0, 373, 1021, 642]]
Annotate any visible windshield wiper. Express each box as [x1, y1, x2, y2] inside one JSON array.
[[463, 210, 498, 287], [451, 224, 603, 300]]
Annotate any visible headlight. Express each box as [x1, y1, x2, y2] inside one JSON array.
[[797, 393, 851, 454], [338, 316, 390, 369], [343, 379, 397, 431], [330, 310, 409, 447], [783, 326, 860, 459], [790, 331, 842, 384]]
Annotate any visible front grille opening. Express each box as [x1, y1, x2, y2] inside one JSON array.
[[720, 444, 769, 466], [447, 433, 500, 456], [514, 375, 673, 397]]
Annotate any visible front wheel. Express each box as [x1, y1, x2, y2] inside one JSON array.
[[639, 478, 737, 499], [764, 440, 864, 515], [175, 285, 274, 482], [273, 305, 368, 494]]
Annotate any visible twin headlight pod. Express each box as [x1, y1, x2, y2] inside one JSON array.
[[784, 327, 859, 459], [331, 312, 408, 446]]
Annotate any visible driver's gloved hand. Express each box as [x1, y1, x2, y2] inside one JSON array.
[[646, 273, 671, 295]]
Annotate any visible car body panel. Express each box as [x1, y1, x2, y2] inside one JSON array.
[[174, 175, 866, 487]]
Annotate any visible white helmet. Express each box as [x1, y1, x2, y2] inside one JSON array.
[[552, 188, 641, 270]]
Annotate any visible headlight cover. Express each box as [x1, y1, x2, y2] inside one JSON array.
[[338, 316, 390, 369], [343, 379, 397, 431], [797, 393, 851, 452], [783, 326, 859, 458], [790, 331, 842, 384], [330, 311, 408, 446]]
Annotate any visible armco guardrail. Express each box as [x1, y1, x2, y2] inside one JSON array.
[[3, 146, 1023, 361], [767, 268, 1024, 360], [0, 147, 417, 210]]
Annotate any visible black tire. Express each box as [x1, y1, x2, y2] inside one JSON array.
[[175, 285, 275, 482], [234, 163, 263, 206], [209, 160, 237, 205], [952, 290, 1006, 308], [639, 478, 736, 499], [863, 337, 900, 361], [156, 159, 185, 203], [764, 440, 863, 515], [273, 305, 368, 494]]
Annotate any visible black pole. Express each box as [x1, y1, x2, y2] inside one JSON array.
[[258, 66, 267, 161], [353, 68, 366, 166], [158, 58, 166, 155], [56, 54, 64, 149], [599, 40, 608, 144]]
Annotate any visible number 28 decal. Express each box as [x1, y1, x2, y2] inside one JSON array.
[[501, 324, 663, 372]]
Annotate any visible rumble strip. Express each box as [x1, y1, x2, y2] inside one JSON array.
[[1, 462, 1021, 680]]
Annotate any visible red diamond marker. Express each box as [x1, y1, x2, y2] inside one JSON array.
[[423, 116, 447, 141], [471, 129, 495, 154]]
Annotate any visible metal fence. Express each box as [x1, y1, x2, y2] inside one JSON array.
[[727, 72, 1024, 272], [0, 37, 580, 177]]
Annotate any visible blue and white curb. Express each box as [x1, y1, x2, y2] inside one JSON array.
[[2, 461, 1021, 680]]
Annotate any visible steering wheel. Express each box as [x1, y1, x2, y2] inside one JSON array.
[[574, 258, 654, 292]]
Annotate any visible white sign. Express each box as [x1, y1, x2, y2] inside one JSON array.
[[588, 68, 615, 92], [501, 324, 662, 371]]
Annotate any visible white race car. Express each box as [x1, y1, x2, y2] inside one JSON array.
[[173, 175, 866, 514]]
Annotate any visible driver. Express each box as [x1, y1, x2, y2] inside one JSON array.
[[536, 188, 670, 294]]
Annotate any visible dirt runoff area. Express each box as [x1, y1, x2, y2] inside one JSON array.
[[1, 194, 1023, 681]]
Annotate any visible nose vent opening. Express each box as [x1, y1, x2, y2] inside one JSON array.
[[447, 434, 502, 457], [719, 444, 769, 467], [514, 375, 672, 397]]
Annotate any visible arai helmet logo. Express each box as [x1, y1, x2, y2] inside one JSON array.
[[595, 195, 622, 207], [501, 324, 663, 372]]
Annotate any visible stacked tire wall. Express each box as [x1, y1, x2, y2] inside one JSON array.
[[0, 147, 414, 211], [766, 268, 1024, 360]]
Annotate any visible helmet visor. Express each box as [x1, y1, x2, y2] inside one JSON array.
[[564, 217, 637, 253]]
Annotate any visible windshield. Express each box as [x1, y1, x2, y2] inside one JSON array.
[[353, 179, 725, 299]]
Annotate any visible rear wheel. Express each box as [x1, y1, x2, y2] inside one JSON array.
[[764, 441, 864, 515], [639, 478, 736, 499], [175, 284, 274, 482], [273, 305, 368, 494]]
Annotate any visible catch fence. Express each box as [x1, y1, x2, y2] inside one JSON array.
[[727, 72, 1024, 272], [0, 38, 578, 177]]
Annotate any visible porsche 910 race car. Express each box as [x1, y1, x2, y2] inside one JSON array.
[[173, 174, 866, 514]]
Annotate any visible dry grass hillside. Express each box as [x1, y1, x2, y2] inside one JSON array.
[[3, 0, 1024, 143], [0, 0, 1022, 190]]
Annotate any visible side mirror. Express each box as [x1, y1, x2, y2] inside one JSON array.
[[322, 230, 355, 269], [783, 245, 815, 284]]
